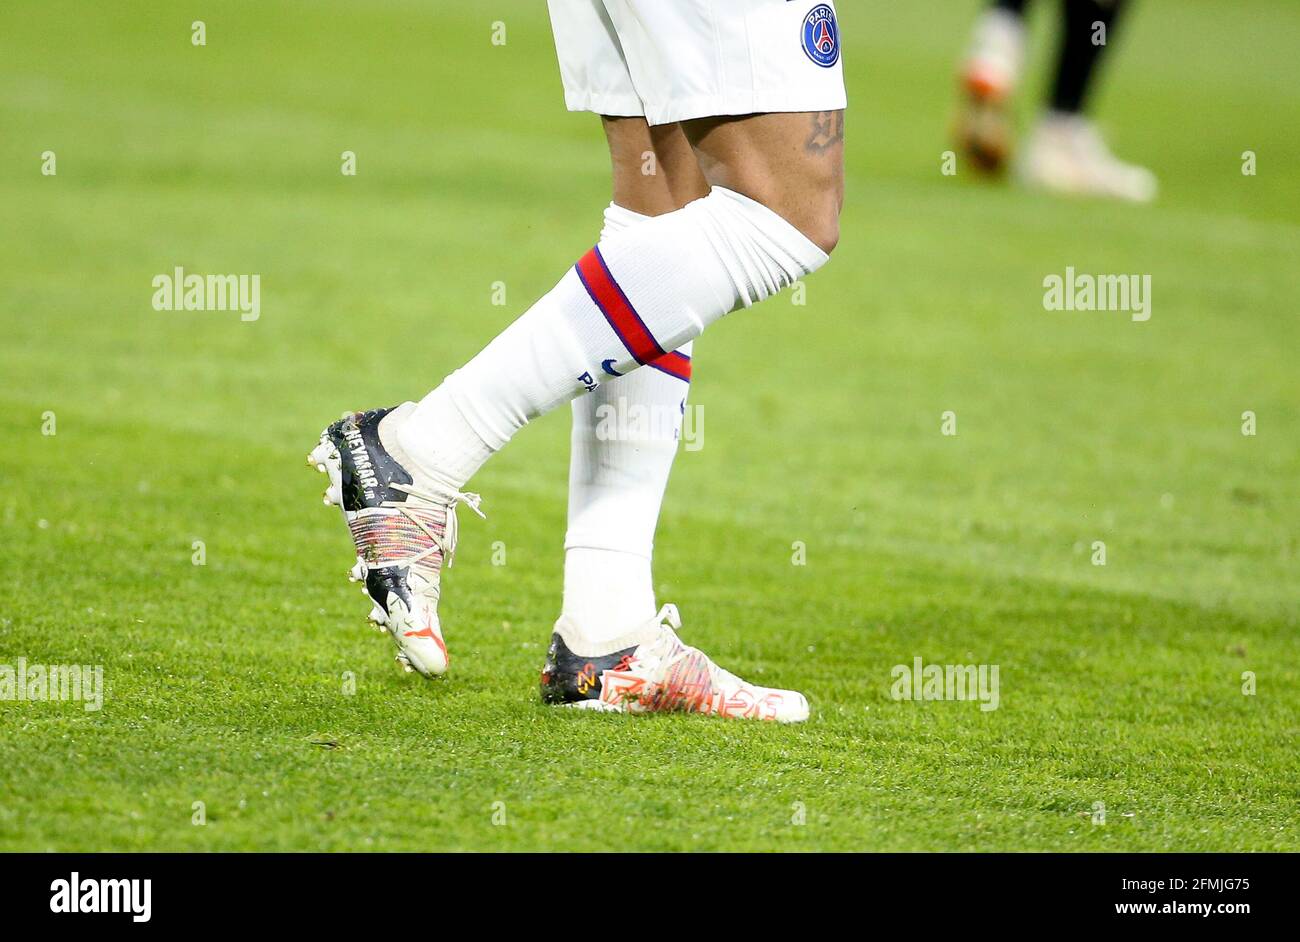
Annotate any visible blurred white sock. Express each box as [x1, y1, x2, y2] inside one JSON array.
[[964, 7, 1027, 98]]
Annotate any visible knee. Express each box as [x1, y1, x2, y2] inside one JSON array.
[[805, 212, 840, 257], [782, 187, 843, 256], [790, 199, 840, 257]]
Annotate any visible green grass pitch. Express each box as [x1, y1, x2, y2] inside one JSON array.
[[1, 0, 1296, 851]]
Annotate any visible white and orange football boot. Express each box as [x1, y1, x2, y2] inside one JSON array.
[[540, 604, 810, 723], [308, 405, 483, 677]]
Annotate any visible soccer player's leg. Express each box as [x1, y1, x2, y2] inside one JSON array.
[[306, 0, 649, 679], [536, 108, 836, 723], [538, 3, 846, 721], [560, 117, 704, 649], [955, 0, 1031, 173], [1018, 0, 1157, 202], [546, 117, 800, 720]]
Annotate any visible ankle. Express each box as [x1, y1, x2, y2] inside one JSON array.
[[385, 387, 495, 496]]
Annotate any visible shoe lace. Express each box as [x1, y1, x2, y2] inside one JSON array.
[[382, 483, 485, 597], [647, 603, 742, 702], [655, 602, 682, 631]]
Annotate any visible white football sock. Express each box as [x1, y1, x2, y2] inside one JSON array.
[[560, 202, 695, 642], [395, 186, 827, 493], [965, 7, 1027, 95], [562, 547, 656, 643], [598, 201, 649, 242]]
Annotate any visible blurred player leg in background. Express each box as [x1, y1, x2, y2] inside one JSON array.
[[957, 0, 1157, 202], [1019, 0, 1156, 201], [563, 118, 707, 644], [955, 0, 1028, 172]]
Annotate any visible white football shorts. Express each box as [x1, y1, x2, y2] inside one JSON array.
[[546, 0, 847, 126]]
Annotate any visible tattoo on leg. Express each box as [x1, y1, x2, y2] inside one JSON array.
[[805, 111, 845, 154]]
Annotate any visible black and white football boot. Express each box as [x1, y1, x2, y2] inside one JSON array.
[[307, 403, 483, 677], [540, 604, 810, 722]]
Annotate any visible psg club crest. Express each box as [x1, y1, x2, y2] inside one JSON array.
[[801, 4, 840, 68]]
